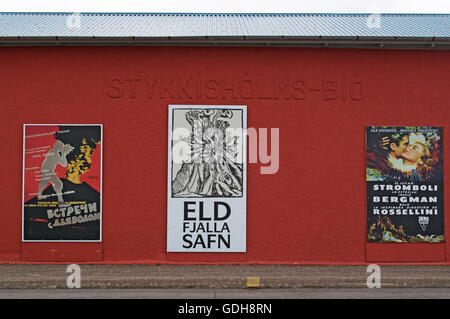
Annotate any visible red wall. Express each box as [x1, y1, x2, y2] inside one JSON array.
[[0, 46, 448, 264]]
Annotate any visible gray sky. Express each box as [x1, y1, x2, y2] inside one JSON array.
[[1, 0, 449, 13]]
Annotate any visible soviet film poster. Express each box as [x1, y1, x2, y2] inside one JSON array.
[[366, 126, 444, 243], [167, 105, 247, 252], [22, 124, 102, 241]]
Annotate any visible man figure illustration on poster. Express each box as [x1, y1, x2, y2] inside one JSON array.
[[367, 131, 408, 181], [24, 125, 102, 241], [383, 132, 409, 171], [38, 141, 74, 204]]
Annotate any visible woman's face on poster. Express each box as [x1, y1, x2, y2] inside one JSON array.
[[402, 142, 425, 164]]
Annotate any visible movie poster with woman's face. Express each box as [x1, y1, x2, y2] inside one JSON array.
[[366, 126, 444, 243], [22, 124, 102, 241]]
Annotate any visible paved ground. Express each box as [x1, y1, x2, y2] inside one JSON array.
[[0, 288, 449, 299], [0, 265, 449, 289]]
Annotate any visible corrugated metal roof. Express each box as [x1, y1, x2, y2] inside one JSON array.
[[0, 13, 448, 49], [0, 12, 448, 38]]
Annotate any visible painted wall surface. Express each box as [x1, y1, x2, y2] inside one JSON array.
[[0, 46, 448, 263]]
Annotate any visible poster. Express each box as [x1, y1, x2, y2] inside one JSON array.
[[23, 124, 102, 241], [167, 105, 247, 252], [366, 126, 444, 243]]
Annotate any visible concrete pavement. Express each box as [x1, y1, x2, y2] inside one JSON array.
[[0, 265, 449, 289], [0, 288, 449, 299]]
